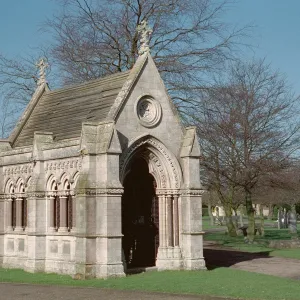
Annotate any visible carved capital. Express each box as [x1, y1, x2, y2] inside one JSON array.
[[26, 192, 46, 199], [76, 188, 124, 196], [181, 189, 205, 196], [156, 189, 180, 196]]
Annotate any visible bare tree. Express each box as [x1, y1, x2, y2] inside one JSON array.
[[263, 165, 300, 235], [194, 59, 300, 242], [0, 54, 39, 137], [0, 96, 18, 138], [0, 54, 39, 105], [202, 189, 219, 226], [197, 107, 244, 236], [0, 0, 251, 135], [44, 0, 251, 112], [0, 52, 56, 137]]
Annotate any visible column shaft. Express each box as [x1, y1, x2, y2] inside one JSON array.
[[58, 196, 68, 232], [6, 199, 13, 231], [15, 198, 23, 231], [158, 195, 164, 247], [72, 196, 76, 230], [167, 195, 174, 247], [173, 195, 179, 246], [49, 196, 56, 231]]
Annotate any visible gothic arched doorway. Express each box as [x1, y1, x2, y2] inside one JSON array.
[[122, 157, 159, 269]]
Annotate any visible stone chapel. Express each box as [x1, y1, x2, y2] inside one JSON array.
[[0, 26, 206, 278]]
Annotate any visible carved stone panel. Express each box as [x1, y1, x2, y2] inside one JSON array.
[[135, 96, 162, 128]]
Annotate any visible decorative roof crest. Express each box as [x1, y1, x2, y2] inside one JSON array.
[[36, 58, 49, 86], [137, 20, 152, 56]]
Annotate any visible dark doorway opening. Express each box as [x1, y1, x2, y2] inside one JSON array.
[[122, 157, 159, 269]]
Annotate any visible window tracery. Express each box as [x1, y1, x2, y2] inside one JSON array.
[[47, 173, 76, 232], [5, 178, 28, 231]]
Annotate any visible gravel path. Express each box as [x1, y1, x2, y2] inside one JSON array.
[[204, 241, 300, 279]]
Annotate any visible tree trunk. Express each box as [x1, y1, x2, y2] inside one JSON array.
[[245, 190, 255, 243], [278, 207, 283, 229], [224, 204, 237, 237], [258, 205, 265, 236], [233, 209, 239, 232], [289, 204, 297, 238], [239, 205, 244, 227], [208, 203, 214, 226], [267, 204, 274, 220]]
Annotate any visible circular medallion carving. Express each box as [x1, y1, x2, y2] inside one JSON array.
[[135, 96, 162, 128]]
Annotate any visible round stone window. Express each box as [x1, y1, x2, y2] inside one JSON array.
[[135, 96, 162, 128]]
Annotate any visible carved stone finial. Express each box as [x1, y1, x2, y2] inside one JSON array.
[[137, 20, 152, 55], [36, 58, 49, 86]]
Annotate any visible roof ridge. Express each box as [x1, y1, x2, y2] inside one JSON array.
[[47, 70, 131, 96]]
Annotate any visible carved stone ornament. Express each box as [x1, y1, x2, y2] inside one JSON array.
[[4, 164, 33, 177], [75, 188, 124, 196], [137, 20, 152, 55], [36, 58, 49, 86], [135, 96, 162, 128], [26, 192, 47, 199], [45, 158, 82, 172], [181, 189, 205, 196]]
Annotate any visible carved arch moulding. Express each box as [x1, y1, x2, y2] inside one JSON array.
[[3, 164, 33, 194], [120, 135, 182, 191]]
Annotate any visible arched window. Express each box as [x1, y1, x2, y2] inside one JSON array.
[[10, 184, 16, 230], [61, 178, 72, 232], [48, 178, 59, 231], [47, 175, 74, 232], [5, 179, 27, 231], [54, 183, 59, 229], [66, 182, 73, 231], [14, 179, 27, 231], [20, 183, 27, 229]]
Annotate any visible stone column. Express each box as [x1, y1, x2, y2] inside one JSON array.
[[6, 199, 13, 231], [48, 195, 56, 232], [71, 195, 76, 231], [0, 196, 6, 266], [157, 193, 168, 269], [167, 195, 173, 247], [173, 195, 179, 247], [95, 152, 125, 278], [25, 131, 53, 274], [180, 127, 206, 270], [58, 195, 68, 232], [14, 198, 23, 232], [158, 195, 164, 249], [95, 189, 125, 278], [76, 124, 125, 278]]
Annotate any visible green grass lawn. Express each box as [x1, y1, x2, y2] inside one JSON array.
[[202, 216, 276, 231], [204, 228, 300, 259], [1, 267, 300, 300]]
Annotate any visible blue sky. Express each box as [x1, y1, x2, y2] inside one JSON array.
[[224, 0, 300, 93], [0, 0, 300, 94], [0, 0, 59, 56]]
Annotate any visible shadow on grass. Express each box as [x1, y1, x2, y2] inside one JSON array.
[[262, 229, 300, 241], [204, 248, 272, 270]]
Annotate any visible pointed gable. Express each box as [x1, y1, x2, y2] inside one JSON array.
[[9, 52, 182, 149]]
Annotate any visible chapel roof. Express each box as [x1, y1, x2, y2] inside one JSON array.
[[12, 70, 131, 147]]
